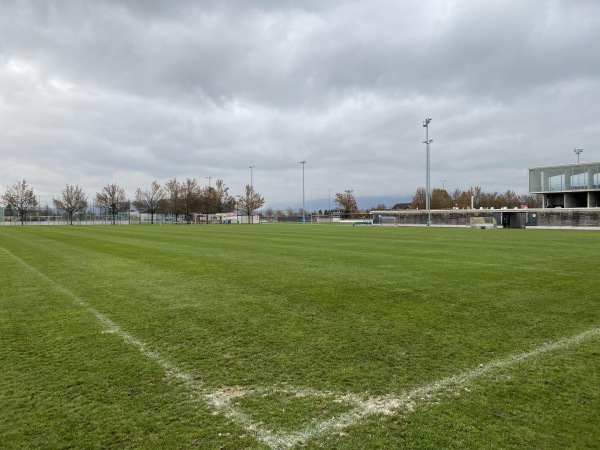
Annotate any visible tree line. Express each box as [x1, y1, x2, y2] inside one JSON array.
[[327, 187, 540, 214], [262, 187, 541, 218], [264, 186, 541, 218], [1, 179, 265, 225], [410, 187, 542, 210]]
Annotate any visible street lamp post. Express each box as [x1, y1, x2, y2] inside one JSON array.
[[574, 148, 583, 163], [441, 179, 446, 190], [300, 161, 306, 223], [423, 118, 433, 227]]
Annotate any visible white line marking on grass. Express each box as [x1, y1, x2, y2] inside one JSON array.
[[285, 326, 600, 447], [205, 386, 370, 449], [201, 326, 600, 449], [370, 326, 600, 414], [2, 246, 325, 448], [3, 245, 599, 449], [2, 247, 187, 381]]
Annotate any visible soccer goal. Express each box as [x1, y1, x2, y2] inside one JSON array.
[[469, 217, 497, 228], [379, 216, 399, 226]]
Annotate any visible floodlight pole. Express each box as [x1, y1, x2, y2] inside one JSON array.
[[300, 161, 306, 223], [423, 118, 433, 227], [328, 188, 331, 222], [249, 166, 255, 189], [574, 148, 583, 163], [205, 177, 213, 218]]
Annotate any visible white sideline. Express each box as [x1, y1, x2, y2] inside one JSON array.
[[3, 245, 599, 450]]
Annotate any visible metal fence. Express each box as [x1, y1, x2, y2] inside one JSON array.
[[1, 214, 131, 225]]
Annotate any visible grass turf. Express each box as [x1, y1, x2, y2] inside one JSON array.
[[1, 224, 599, 448]]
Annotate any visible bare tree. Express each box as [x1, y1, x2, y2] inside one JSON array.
[[372, 203, 388, 211], [198, 186, 215, 216], [181, 178, 202, 223], [95, 183, 130, 225], [518, 193, 542, 208], [442, 187, 541, 209], [164, 178, 184, 223], [133, 180, 165, 224], [501, 189, 519, 208], [480, 191, 499, 209], [213, 179, 236, 213], [196, 179, 236, 218], [410, 187, 427, 209], [334, 190, 358, 214], [1, 180, 38, 225], [53, 184, 87, 225], [470, 186, 483, 209], [237, 185, 265, 223], [452, 188, 462, 209], [461, 191, 472, 209]]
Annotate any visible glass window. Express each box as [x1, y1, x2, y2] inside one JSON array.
[[529, 169, 542, 192], [548, 172, 564, 191], [570, 170, 586, 189]]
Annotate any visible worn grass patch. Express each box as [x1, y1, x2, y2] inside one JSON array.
[[229, 387, 356, 433]]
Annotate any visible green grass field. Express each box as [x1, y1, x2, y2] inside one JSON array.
[[1, 224, 599, 449]]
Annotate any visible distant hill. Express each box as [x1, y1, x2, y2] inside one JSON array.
[[265, 195, 411, 212]]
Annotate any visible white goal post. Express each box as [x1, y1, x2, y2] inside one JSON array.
[[379, 216, 399, 226]]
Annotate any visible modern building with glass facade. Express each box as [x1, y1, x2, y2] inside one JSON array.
[[529, 162, 600, 208]]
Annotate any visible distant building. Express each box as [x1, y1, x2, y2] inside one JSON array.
[[392, 203, 412, 210], [529, 162, 600, 208], [330, 208, 345, 221]]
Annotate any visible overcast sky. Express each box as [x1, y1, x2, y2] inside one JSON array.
[[1, 0, 599, 209]]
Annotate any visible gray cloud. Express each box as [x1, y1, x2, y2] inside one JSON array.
[[1, 0, 599, 208]]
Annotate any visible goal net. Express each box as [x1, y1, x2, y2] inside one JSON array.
[[379, 216, 399, 226], [469, 217, 497, 228]]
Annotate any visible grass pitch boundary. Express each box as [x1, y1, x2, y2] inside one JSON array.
[[2, 242, 599, 449]]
